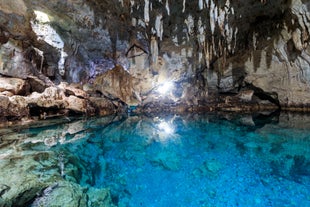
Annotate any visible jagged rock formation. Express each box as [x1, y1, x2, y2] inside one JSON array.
[[1, 0, 310, 121]]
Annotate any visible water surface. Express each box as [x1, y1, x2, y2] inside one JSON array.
[[1, 112, 310, 206]]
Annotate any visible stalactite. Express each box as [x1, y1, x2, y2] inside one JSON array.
[[130, 0, 135, 14], [182, 0, 186, 13], [119, 0, 124, 7], [132, 17, 137, 26], [209, 1, 215, 36], [34, 47, 44, 72], [185, 15, 194, 41], [205, 41, 210, 68], [155, 14, 163, 40], [150, 36, 159, 65], [233, 28, 238, 53], [165, 0, 170, 16], [199, 0, 203, 11], [253, 32, 257, 50], [144, 0, 150, 25]]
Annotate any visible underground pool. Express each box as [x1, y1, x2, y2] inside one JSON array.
[[0, 112, 309, 207]]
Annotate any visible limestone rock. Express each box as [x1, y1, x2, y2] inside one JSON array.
[[8, 95, 29, 116], [94, 65, 141, 106], [237, 90, 254, 102], [0, 95, 9, 109], [193, 159, 222, 178], [58, 82, 88, 98], [0, 91, 14, 97], [0, 77, 29, 95], [27, 75, 51, 93], [0, 40, 34, 79], [87, 187, 116, 207], [89, 97, 117, 116], [31, 181, 88, 207], [66, 95, 87, 113], [0, 95, 29, 120], [26, 86, 94, 115], [150, 151, 180, 171], [27, 87, 66, 109], [0, 152, 59, 207]]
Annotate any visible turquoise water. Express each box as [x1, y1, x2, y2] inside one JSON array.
[[2, 112, 310, 206]]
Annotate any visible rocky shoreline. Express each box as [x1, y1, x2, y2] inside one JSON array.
[[0, 75, 278, 126]]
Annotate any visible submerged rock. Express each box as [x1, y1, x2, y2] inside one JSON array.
[[193, 159, 222, 178], [31, 181, 88, 207], [87, 187, 116, 207], [0, 153, 59, 206], [150, 151, 181, 171]]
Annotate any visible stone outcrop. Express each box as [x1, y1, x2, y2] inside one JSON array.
[[94, 65, 141, 106], [31, 181, 88, 207], [0, 77, 29, 95], [0, 77, 120, 123]]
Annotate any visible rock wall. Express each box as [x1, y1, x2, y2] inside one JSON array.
[[1, 0, 310, 120]]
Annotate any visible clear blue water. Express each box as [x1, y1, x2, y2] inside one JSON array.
[[7, 113, 310, 206]]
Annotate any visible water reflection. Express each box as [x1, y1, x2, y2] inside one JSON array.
[[0, 112, 310, 206], [156, 116, 176, 142], [158, 120, 174, 134]]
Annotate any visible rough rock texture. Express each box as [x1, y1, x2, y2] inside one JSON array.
[[94, 65, 141, 106], [1, 0, 310, 119], [0, 77, 29, 95], [0, 79, 119, 123], [31, 181, 88, 207]]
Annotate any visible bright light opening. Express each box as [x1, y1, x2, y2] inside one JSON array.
[[157, 81, 174, 95], [31, 10, 67, 76]]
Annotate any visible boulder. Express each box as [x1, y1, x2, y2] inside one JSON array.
[[94, 65, 141, 106], [27, 75, 51, 93], [26, 87, 66, 109], [0, 95, 29, 120], [8, 95, 29, 117], [26, 86, 95, 115], [87, 187, 116, 207], [0, 95, 9, 109], [66, 95, 87, 113], [58, 82, 88, 98], [0, 40, 34, 79], [31, 181, 88, 207], [89, 97, 117, 116], [0, 91, 14, 97], [0, 77, 29, 95], [0, 152, 59, 207], [237, 90, 254, 102]]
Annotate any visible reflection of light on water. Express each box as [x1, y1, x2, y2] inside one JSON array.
[[158, 121, 175, 134], [155, 116, 179, 143]]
